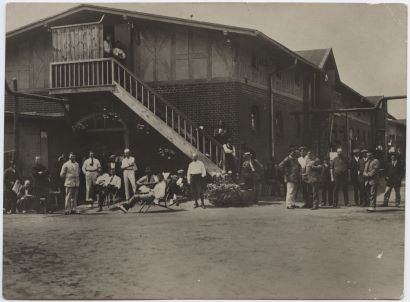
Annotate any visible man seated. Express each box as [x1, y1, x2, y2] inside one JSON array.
[[118, 174, 166, 213], [16, 180, 35, 213], [95, 168, 122, 212], [166, 169, 188, 205], [136, 167, 158, 191]]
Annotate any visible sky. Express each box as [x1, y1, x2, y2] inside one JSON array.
[[5, 2, 408, 119]]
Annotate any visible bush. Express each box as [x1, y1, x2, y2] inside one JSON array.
[[206, 183, 255, 207]]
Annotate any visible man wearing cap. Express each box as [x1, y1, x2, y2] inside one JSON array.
[[298, 146, 309, 207], [279, 148, 301, 209], [358, 149, 368, 206], [187, 153, 207, 209], [32, 156, 50, 210], [121, 149, 137, 200], [331, 147, 350, 207], [363, 150, 380, 212], [350, 149, 362, 206], [382, 151, 403, 207], [60, 152, 80, 215], [136, 167, 158, 187], [4, 161, 20, 214], [82, 151, 101, 208], [305, 150, 323, 210]]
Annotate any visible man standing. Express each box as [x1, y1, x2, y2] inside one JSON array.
[[358, 149, 368, 206], [223, 137, 237, 180], [82, 151, 101, 208], [32, 156, 49, 210], [60, 152, 80, 215], [331, 147, 350, 207], [306, 151, 323, 210], [383, 151, 403, 207], [121, 149, 137, 200], [279, 148, 301, 209], [298, 146, 309, 207], [363, 150, 380, 212], [350, 149, 361, 206], [187, 153, 207, 209], [4, 161, 19, 214]]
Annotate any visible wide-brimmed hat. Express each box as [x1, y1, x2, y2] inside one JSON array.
[[177, 169, 184, 174], [109, 154, 116, 159], [299, 146, 307, 151], [360, 149, 368, 154], [353, 148, 360, 154]]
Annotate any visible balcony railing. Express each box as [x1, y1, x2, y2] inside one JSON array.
[[50, 58, 226, 170]]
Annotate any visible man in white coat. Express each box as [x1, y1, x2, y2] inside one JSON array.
[[121, 149, 137, 200], [82, 151, 101, 208], [60, 152, 80, 215]]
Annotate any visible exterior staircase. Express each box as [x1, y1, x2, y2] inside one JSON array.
[[49, 58, 224, 174]]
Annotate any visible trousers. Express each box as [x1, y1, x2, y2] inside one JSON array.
[[384, 184, 401, 205], [333, 174, 349, 206], [307, 182, 320, 208], [286, 182, 297, 208], [65, 187, 79, 211], [365, 183, 378, 208], [190, 174, 204, 204], [123, 170, 136, 200], [85, 171, 98, 202]]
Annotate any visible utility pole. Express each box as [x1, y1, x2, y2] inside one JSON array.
[[12, 78, 20, 171]]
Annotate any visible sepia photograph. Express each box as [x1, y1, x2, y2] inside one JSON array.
[[2, 1, 407, 299]]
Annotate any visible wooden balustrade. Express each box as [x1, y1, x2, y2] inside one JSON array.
[[50, 58, 225, 169]]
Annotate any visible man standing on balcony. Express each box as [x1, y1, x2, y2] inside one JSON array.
[[187, 153, 207, 209], [82, 151, 101, 208], [121, 149, 137, 201], [103, 34, 113, 58]]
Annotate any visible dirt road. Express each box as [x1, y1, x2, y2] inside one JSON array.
[[3, 198, 404, 299]]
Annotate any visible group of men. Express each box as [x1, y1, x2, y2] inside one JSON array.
[[279, 146, 403, 211]]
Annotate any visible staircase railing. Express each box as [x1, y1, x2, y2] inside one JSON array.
[[50, 58, 225, 170]]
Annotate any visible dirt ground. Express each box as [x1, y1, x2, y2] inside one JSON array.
[[3, 188, 405, 300]]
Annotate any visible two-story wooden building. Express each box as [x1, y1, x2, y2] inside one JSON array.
[[5, 4, 383, 177]]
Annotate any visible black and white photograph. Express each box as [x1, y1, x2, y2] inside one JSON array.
[[2, 2, 407, 299]]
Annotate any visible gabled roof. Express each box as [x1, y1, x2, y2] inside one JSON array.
[[295, 48, 332, 69], [365, 95, 384, 106], [6, 4, 321, 71]]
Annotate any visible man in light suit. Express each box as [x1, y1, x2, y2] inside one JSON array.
[[121, 149, 137, 200], [60, 152, 81, 215], [363, 150, 380, 212], [82, 151, 101, 208]]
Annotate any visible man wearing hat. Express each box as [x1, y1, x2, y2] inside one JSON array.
[[382, 151, 403, 207], [363, 150, 380, 212], [121, 149, 137, 200], [60, 152, 80, 215], [331, 147, 350, 207], [136, 167, 159, 187], [298, 146, 309, 206], [279, 147, 301, 209], [350, 148, 362, 206], [358, 149, 368, 206], [4, 161, 20, 214]]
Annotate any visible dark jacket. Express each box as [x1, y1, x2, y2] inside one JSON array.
[[279, 156, 301, 183], [32, 163, 49, 188], [384, 160, 403, 186], [350, 156, 361, 183], [306, 157, 323, 184], [4, 168, 19, 190]]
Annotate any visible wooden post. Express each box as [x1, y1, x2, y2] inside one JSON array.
[[12, 79, 20, 169]]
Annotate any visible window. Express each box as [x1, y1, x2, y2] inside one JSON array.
[[250, 105, 260, 132]]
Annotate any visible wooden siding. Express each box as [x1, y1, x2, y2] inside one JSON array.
[[134, 25, 233, 82], [52, 23, 103, 61], [6, 32, 53, 89]]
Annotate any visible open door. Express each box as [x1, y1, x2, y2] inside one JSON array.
[[114, 23, 132, 67]]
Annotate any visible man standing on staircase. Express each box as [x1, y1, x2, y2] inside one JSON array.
[[187, 153, 207, 209], [121, 149, 137, 201]]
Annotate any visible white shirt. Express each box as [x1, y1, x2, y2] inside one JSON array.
[[121, 156, 137, 171], [97, 173, 121, 189], [103, 40, 112, 54], [223, 144, 236, 156], [82, 157, 101, 174], [298, 156, 307, 169], [152, 181, 166, 200], [354, 156, 360, 162], [176, 177, 184, 188], [187, 160, 206, 183]]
